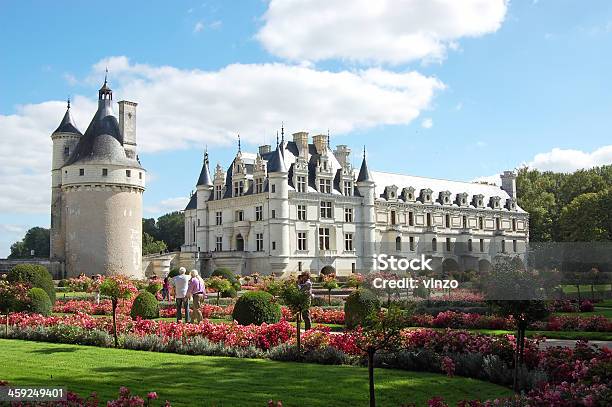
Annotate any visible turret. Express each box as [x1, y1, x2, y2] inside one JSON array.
[[196, 149, 213, 202], [267, 142, 290, 272], [356, 147, 376, 272], [50, 99, 82, 262]]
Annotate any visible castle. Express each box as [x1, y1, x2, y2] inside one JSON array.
[[182, 130, 529, 277], [50, 78, 146, 278]]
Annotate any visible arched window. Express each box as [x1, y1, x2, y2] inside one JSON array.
[[431, 238, 437, 252], [395, 236, 401, 251]]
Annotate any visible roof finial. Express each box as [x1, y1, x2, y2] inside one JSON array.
[[237, 134, 241, 153], [363, 145, 366, 159], [104, 67, 108, 85], [204, 145, 209, 163], [281, 121, 284, 144], [276, 131, 279, 147], [327, 129, 330, 148], [67, 97, 71, 110]]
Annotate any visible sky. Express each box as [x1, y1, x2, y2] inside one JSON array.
[[1, 0, 612, 257]]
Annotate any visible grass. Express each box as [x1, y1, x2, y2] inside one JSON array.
[[0, 339, 512, 407], [553, 308, 612, 319], [461, 329, 612, 341], [560, 284, 611, 294]]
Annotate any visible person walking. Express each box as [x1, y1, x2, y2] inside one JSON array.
[[171, 267, 191, 323], [161, 276, 171, 301], [186, 270, 207, 324], [297, 272, 314, 330]]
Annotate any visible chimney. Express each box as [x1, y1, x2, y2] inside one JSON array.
[[258, 145, 271, 155], [500, 170, 517, 200], [312, 134, 328, 154], [334, 145, 351, 168], [119, 101, 138, 147], [292, 132, 309, 157]]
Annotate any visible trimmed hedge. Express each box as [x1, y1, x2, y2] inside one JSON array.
[[344, 288, 381, 329], [27, 287, 52, 316], [130, 291, 160, 320], [8, 264, 56, 304], [232, 291, 281, 325]]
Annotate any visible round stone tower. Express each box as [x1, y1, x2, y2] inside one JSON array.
[[57, 78, 146, 278]]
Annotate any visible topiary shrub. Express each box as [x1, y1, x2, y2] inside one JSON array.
[[27, 287, 52, 316], [221, 286, 237, 298], [232, 291, 281, 325], [212, 268, 240, 288], [8, 264, 56, 304], [344, 288, 381, 329], [130, 291, 160, 320]]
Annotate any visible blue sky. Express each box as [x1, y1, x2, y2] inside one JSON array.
[[1, 0, 611, 257]]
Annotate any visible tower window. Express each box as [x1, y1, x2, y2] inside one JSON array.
[[102, 169, 108, 177], [126, 170, 131, 177], [431, 238, 437, 251], [79, 169, 84, 176], [272, 241, 276, 250], [139, 172, 143, 180], [216, 211, 222, 225], [468, 239, 473, 252], [64, 147, 70, 156], [255, 206, 263, 221], [296, 176, 306, 193], [271, 184, 276, 193], [345, 233, 354, 251]]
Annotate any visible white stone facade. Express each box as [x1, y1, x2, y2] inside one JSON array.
[[50, 83, 146, 278], [182, 132, 529, 277]]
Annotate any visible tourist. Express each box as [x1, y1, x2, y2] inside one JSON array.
[[186, 270, 207, 324], [297, 272, 314, 330], [92, 274, 102, 305], [161, 276, 171, 301], [171, 267, 191, 323]]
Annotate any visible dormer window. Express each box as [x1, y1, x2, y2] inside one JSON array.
[[319, 178, 331, 193], [233, 181, 244, 197], [402, 187, 415, 202], [255, 178, 264, 194], [215, 185, 223, 200], [420, 188, 433, 203], [343, 181, 352, 196], [472, 194, 484, 208], [297, 176, 307, 193]]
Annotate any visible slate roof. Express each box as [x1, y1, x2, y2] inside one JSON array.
[[53, 106, 82, 135], [196, 154, 213, 186], [64, 100, 141, 168]]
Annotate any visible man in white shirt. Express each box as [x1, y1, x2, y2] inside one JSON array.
[[171, 267, 191, 323]]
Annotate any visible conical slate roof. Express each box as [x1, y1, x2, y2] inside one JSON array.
[[197, 152, 213, 186], [267, 144, 287, 173], [53, 103, 82, 135], [356, 154, 372, 182]]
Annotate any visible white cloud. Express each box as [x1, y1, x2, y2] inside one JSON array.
[[0, 96, 96, 215], [527, 146, 612, 172], [193, 21, 205, 33], [257, 0, 508, 64], [0, 224, 29, 258], [0, 56, 443, 216], [421, 118, 433, 129], [91, 56, 444, 152], [145, 197, 190, 216]]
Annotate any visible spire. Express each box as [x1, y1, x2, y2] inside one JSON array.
[[196, 147, 213, 187], [357, 146, 372, 182], [327, 128, 330, 149], [237, 134, 241, 153], [281, 121, 285, 144], [53, 98, 82, 135], [98, 69, 112, 101], [276, 131, 279, 147], [267, 141, 287, 173]]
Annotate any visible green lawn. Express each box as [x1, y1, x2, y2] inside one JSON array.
[[561, 284, 611, 294], [553, 307, 612, 319], [462, 329, 612, 341], [0, 339, 512, 407]]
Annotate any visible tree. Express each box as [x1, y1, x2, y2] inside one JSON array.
[[142, 218, 159, 240], [322, 275, 339, 305], [279, 281, 311, 351], [99, 276, 137, 347], [559, 192, 607, 241], [142, 232, 167, 255], [206, 276, 231, 306], [355, 306, 408, 407], [484, 258, 550, 393], [8, 227, 50, 258], [156, 212, 184, 251]]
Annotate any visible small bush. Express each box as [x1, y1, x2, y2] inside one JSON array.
[[58, 279, 69, 287], [167, 268, 180, 279], [344, 288, 381, 329], [146, 282, 162, 296], [212, 268, 241, 290], [232, 291, 281, 325], [27, 287, 51, 316], [130, 291, 160, 320], [221, 286, 238, 298], [8, 264, 56, 304]]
